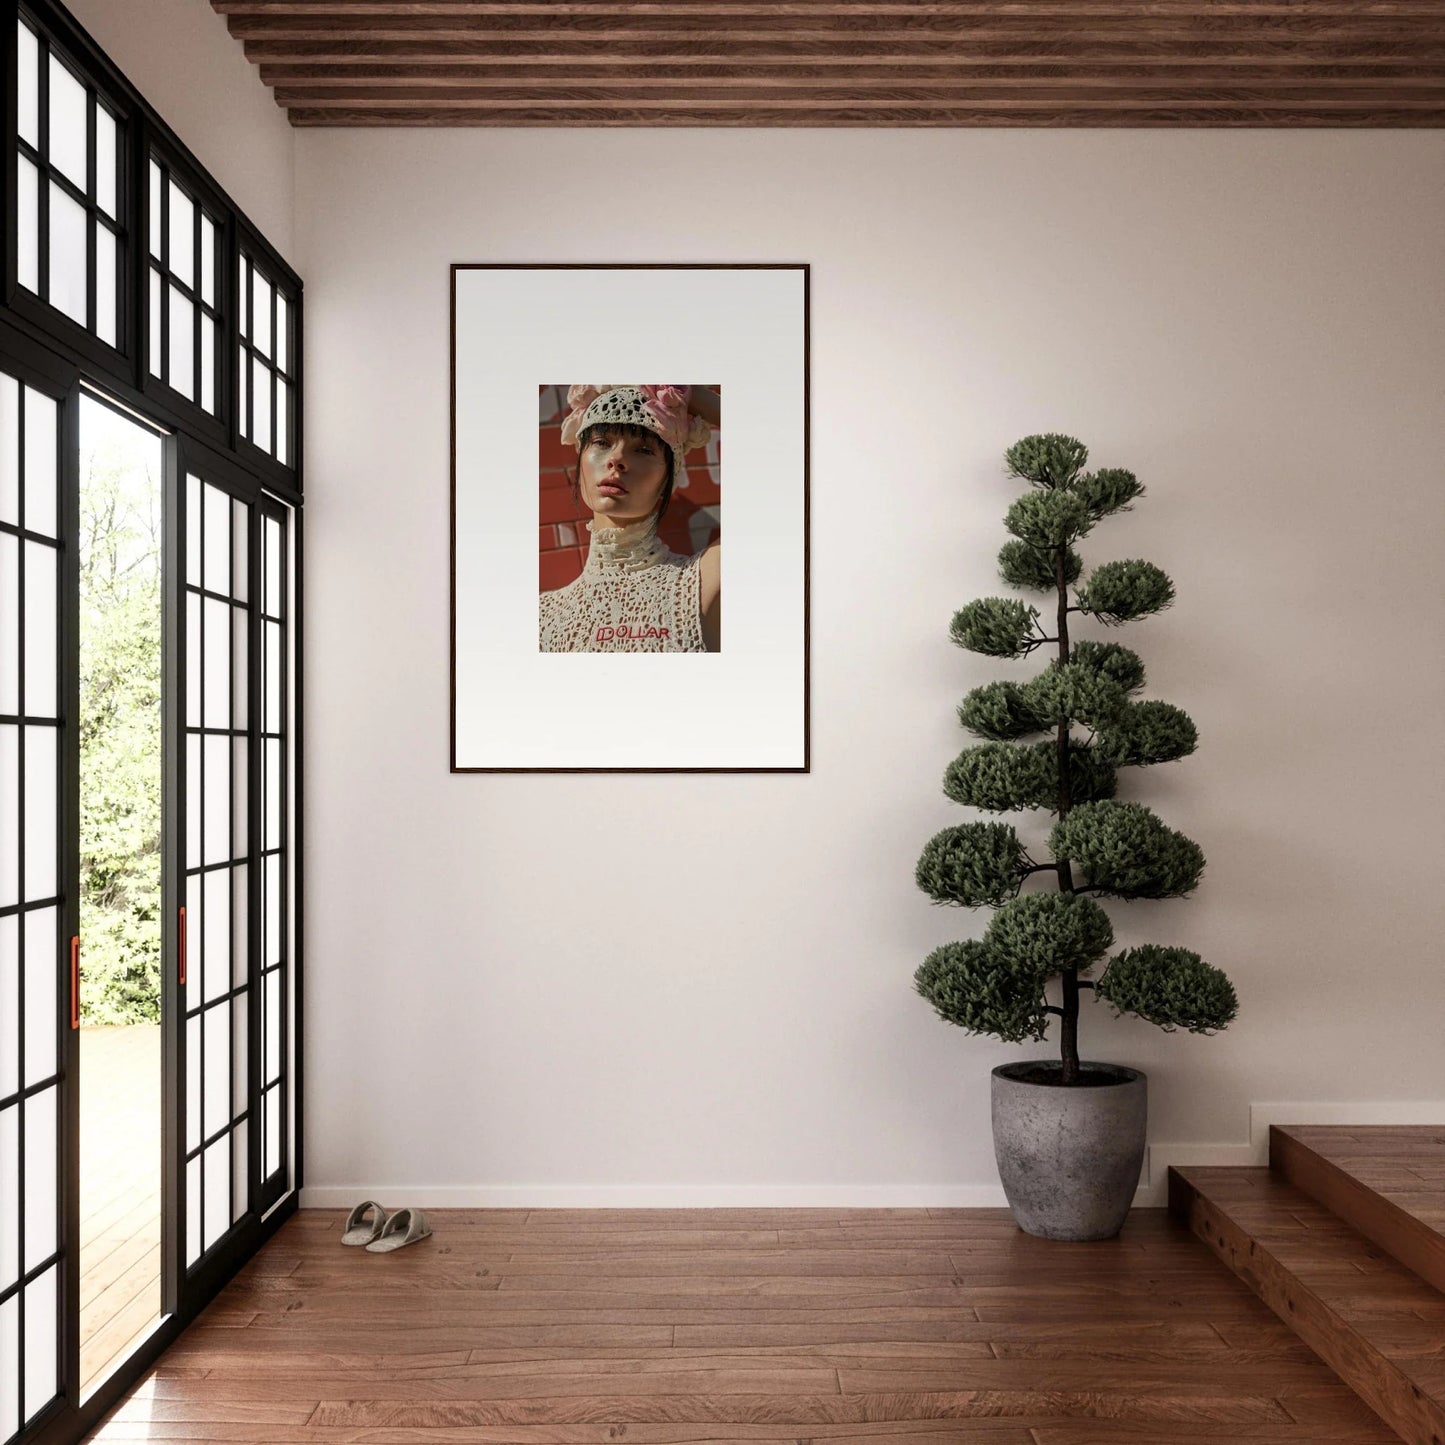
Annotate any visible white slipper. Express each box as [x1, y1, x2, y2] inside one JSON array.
[[365, 1207, 432, 1253], [340, 1200, 387, 1246]]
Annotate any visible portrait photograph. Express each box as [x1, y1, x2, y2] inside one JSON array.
[[452, 265, 807, 772]]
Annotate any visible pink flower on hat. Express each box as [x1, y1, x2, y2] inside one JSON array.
[[639, 385, 692, 451], [559, 384, 603, 448]]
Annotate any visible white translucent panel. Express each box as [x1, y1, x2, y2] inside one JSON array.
[[168, 181, 194, 289], [203, 866, 229, 1003], [0, 1104, 16, 1287], [95, 223, 117, 347], [204, 1136, 229, 1249], [232, 741, 248, 858], [264, 622, 281, 733], [17, 161, 39, 295], [231, 1119, 248, 1223], [185, 591, 200, 730], [149, 268, 163, 380], [96, 106, 117, 217], [185, 872, 201, 1017], [0, 535, 17, 715], [23, 907, 57, 1087], [204, 482, 230, 596], [264, 854, 280, 970], [276, 382, 290, 468], [184, 733, 200, 870], [23, 1089, 56, 1270], [204, 734, 229, 868], [237, 345, 249, 440], [186, 1014, 201, 1155], [264, 738, 281, 852], [204, 596, 230, 735], [169, 288, 195, 402], [232, 611, 248, 731], [264, 971, 280, 1086], [0, 921, 16, 1098], [230, 967, 248, 1099], [276, 293, 289, 373], [149, 160, 163, 260], [22, 1263, 57, 1422], [201, 216, 216, 307], [48, 183, 88, 328], [265, 520, 281, 618], [0, 375, 18, 525], [252, 357, 271, 455], [186, 472, 202, 587], [201, 315, 216, 415], [238, 256, 249, 339], [47, 55, 88, 190], [231, 866, 250, 994], [232, 499, 249, 604], [0, 726, 16, 910], [0, 1293, 16, 1442], [253, 271, 273, 359], [264, 1085, 280, 1178], [17, 22, 39, 147], [23, 388, 58, 540], [23, 542, 57, 718], [22, 728, 57, 902], [204, 1003, 229, 1138], [185, 1154, 201, 1265]]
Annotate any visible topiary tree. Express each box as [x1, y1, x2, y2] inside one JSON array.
[[915, 434, 1236, 1083]]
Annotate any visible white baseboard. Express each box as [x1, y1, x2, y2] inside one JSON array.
[[299, 1101, 1445, 1212]]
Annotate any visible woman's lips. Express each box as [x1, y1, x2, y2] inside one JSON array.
[[597, 481, 627, 496]]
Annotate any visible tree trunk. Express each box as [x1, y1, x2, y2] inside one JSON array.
[[1055, 545, 1079, 1085]]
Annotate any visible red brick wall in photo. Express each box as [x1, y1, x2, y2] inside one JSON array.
[[539, 385, 722, 593]]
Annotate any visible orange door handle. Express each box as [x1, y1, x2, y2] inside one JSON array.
[[70, 937, 79, 1030], [179, 906, 187, 987]]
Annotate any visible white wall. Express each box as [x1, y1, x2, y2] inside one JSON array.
[[61, 0, 295, 263], [295, 128, 1445, 1205]]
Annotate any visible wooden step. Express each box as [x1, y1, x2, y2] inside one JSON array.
[[1273, 1125, 1445, 1298], [1170, 1164, 1445, 1445]]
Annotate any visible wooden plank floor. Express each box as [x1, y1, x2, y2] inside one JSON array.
[[82, 1205, 1393, 1443], [1276, 1125, 1445, 1233], [79, 1023, 162, 1398]]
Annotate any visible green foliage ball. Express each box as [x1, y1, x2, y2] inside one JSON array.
[[1073, 468, 1144, 519], [1096, 701, 1198, 767], [1004, 433, 1088, 490], [1049, 801, 1205, 899], [950, 598, 1039, 658], [1005, 491, 1095, 550], [1099, 946, 1238, 1033], [945, 741, 1116, 813], [1076, 559, 1176, 625], [1024, 662, 1128, 729], [998, 539, 1082, 593], [916, 823, 1030, 907], [984, 893, 1115, 978], [957, 681, 1046, 741], [915, 940, 1048, 1043], [1069, 640, 1146, 694]]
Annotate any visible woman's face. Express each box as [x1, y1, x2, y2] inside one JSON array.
[[578, 426, 670, 526]]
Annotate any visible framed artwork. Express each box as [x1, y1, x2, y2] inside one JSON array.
[[451, 263, 809, 772]]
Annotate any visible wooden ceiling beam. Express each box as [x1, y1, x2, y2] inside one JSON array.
[[213, 0, 1445, 13]]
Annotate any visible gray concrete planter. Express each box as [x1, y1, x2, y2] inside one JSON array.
[[991, 1061, 1147, 1241]]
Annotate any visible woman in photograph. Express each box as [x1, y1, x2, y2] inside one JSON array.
[[540, 384, 721, 653]]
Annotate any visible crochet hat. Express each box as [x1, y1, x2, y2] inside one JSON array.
[[559, 385, 711, 493]]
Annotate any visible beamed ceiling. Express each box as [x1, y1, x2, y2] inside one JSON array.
[[210, 1, 1445, 127]]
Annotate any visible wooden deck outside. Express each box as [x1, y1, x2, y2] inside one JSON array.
[[79, 1023, 162, 1398]]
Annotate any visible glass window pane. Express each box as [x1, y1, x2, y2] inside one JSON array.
[[264, 1085, 280, 1178], [204, 597, 230, 735], [204, 733, 230, 868], [22, 729, 57, 903], [149, 269, 163, 380], [186, 1014, 200, 1154], [48, 183, 88, 328], [237, 345, 249, 441], [185, 1154, 201, 1265], [264, 854, 280, 969], [23, 542, 57, 718], [252, 358, 271, 455], [264, 738, 280, 853], [186, 473, 202, 588], [95, 223, 117, 349], [204, 484, 230, 596], [232, 499, 249, 604], [232, 614, 248, 733], [201, 216, 216, 307], [0, 727, 16, 911], [149, 160, 163, 261], [203, 870, 230, 1005], [231, 861, 248, 991], [0, 536, 17, 716], [238, 256, 249, 339], [23, 908, 57, 1087], [185, 874, 201, 1017], [17, 161, 39, 295], [47, 55, 88, 190], [231, 1120, 248, 1223], [22, 1089, 56, 1269], [0, 1101, 17, 1283], [185, 735, 200, 872], [185, 591, 200, 730], [264, 971, 280, 1085], [169, 288, 195, 402], [264, 624, 281, 735], [168, 181, 194, 290], [22, 1263, 57, 1423], [17, 23, 39, 148], [0, 376, 18, 526], [96, 106, 117, 217], [276, 382, 290, 468], [253, 271, 272, 359], [201, 314, 216, 415], [24, 389, 58, 541], [204, 1004, 229, 1137], [204, 1136, 229, 1250], [276, 293, 289, 373], [265, 519, 281, 618], [0, 1293, 14, 1442]]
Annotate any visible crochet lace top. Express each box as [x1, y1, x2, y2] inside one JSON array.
[[539, 516, 706, 653]]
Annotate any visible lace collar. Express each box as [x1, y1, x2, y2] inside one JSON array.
[[584, 515, 670, 574]]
